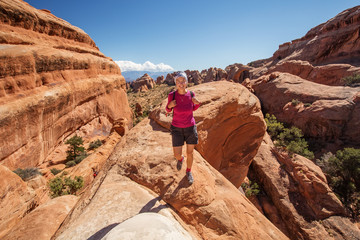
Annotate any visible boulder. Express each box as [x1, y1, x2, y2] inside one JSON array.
[[150, 81, 266, 187], [249, 133, 360, 240], [54, 173, 196, 240], [251, 72, 360, 144], [101, 213, 193, 240]]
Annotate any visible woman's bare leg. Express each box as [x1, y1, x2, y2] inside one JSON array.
[[186, 144, 195, 169], [173, 146, 183, 161]]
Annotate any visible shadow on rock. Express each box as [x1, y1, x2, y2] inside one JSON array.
[[149, 119, 169, 132], [139, 196, 168, 213], [87, 222, 119, 240]]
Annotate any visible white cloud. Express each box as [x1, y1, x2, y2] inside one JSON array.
[[115, 60, 174, 72]]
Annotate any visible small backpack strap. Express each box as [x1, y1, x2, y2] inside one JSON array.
[[190, 91, 194, 98], [173, 91, 176, 100]]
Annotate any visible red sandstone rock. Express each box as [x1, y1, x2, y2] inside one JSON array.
[[150, 81, 266, 187], [55, 118, 288, 240], [251, 72, 360, 144], [249, 133, 360, 240], [156, 75, 164, 85], [201, 67, 228, 82], [164, 72, 176, 85], [267, 60, 360, 86], [271, 6, 360, 67], [2, 195, 78, 240], [66, 132, 122, 191], [130, 73, 155, 93], [185, 70, 203, 85], [225, 63, 252, 83], [0, 0, 132, 170], [54, 171, 197, 240], [0, 165, 38, 238], [135, 102, 143, 116]]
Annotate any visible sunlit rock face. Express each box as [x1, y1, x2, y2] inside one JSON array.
[[0, 0, 132, 170]]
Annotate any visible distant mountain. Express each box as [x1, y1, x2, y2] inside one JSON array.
[[122, 71, 172, 82]]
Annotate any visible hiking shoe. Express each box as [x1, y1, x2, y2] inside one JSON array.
[[176, 156, 184, 171], [186, 171, 194, 184]]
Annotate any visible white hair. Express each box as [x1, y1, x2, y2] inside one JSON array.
[[174, 71, 188, 83]]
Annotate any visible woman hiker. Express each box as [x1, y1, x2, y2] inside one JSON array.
[[166, 71, 201, 184]]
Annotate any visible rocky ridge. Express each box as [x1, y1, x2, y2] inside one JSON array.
[[0, 0, 131, 238]]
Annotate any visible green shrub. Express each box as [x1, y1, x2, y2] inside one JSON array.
[[265, 114, 314, 159], [321, 148, 360, 218], [49, 174, 84, 198], [342, 73, 360, 87], [75, 152, 88, 164], [265, 113, 284, 140], [291, 99, 301, 106], [241, 180, 260, 198], [304, 103, 312, 107], [13, 167, 41, 181], [88, 139, 102, 150], [50, 168, 62, 176], [65, 161, 76, 168]]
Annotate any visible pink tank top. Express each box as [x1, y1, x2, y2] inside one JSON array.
[[166, 90, 200, 128]]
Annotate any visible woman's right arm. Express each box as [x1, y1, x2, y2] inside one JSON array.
[[166, 93, 174, 112]]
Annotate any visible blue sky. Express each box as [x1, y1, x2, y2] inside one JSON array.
[[25, 0, 359, 72]]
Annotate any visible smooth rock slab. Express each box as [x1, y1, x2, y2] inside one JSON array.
[[102, 212, 192, 240]]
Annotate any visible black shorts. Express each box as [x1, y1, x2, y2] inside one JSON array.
[[170, 125, 198, 147]]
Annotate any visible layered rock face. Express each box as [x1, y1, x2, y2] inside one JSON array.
[[0, 0, 132, 170], [267, 60, 360, 86], [150, 81, 266, 187], [54, 117, 288, 240], [130, 73, 155, 92], [248, 134, 360, 240], [271, 6, 360, 66], [251, 72, 360, 145]]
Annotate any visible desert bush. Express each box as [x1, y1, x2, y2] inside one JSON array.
[[318, 148, 360, 218], [65, 160, 76, 168], [13, 167, 41, 181], [304, 103, 312, 107], [88, 139, 102, 150], [49, 174, 84, 198], [291, 99, 301, 106], [342, 73, 360, 87], [75, 152, 88, 164], [265, 113, 284, 139], [241, 180, 260, 198], [50, 168, 62, 176], [265, 114, 314, 159]]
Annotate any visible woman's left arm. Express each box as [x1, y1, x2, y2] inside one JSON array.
[[191, 93, 201, 111]]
